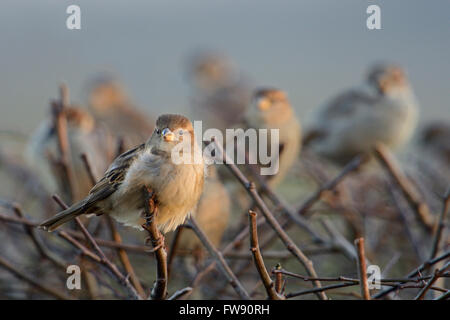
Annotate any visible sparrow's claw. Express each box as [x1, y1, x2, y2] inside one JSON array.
[[144, 231, 165, 252]]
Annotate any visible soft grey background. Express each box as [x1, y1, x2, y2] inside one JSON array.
[[0, 0, 449, 134]]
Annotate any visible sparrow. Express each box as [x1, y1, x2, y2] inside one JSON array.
[[176, 165, 231, 263], [304, 64, 419, 164], [244, 88, 302, 187], [186, 51, 253, 133], [87, 76, 155, 149], [40, 114, 205, 233], [26, 106, 113, 201]]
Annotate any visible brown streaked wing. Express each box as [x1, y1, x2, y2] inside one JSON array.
[[84, 143, 146, 207]]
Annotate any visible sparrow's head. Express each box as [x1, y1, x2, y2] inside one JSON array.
[[149, 114, 195, 153], [367, 64, 409, 95], [64, 107, 95, 133], [87, 76, 128, 113], [187, 51, 235, 91], [246, 88, 294, 126]]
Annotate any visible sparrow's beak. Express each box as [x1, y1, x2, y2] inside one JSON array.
[[162, 128, 176, 142], [257, 98, 271, 111]]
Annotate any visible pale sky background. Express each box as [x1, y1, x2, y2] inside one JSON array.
[[0, 0, 449, 135]]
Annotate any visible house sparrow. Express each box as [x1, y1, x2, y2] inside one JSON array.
[[244, 88, 302, 187], [87, 76, 155, 149], [186, 51, 253, 133], [40, 114, 205, 233], [26, 107, 113, 201], [304, 64, 419, 164], [176, 165, 230, 263]]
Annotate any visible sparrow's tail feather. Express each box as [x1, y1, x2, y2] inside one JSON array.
[[39, 200, 88, 232]]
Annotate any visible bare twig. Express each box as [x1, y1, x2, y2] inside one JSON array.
[[212, 138, 327, 300], [168, 287, 193, 300], [374, 143, 434, 233], [414, 261, 450, 300], [0, 255, 72, 300], [187, 217, 251, 300], [354, 238, 370, 300], [298, 156, 363, 217], [142, 187, 168, 300], [52, 194, 142, 300], [167, 226, 184, 279], [429, 188, 450, 259], [373, 250, 450, 299], [50, 84, 77, 201], [248, 210, 283, 300], [286, 282, 355, 298]]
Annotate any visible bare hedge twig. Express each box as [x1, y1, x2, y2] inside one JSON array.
[[0, 255, 72, 300], [373, 250, 450, 299], [415, 261, 450, 300], [52, 194, 142, 300], [248, 210, 284, 300], [429, 188, 450, 259], [286, 282, 355, 298], [298, 156, 363, 218], [167, 225, 184, 279], [354, 237, 370, 300], [168, 287, 193, 300], [374, 143, 434, 233], [212, 138, 327, 300], [142, 187, 168, 300], [187, 217, 251, 300]]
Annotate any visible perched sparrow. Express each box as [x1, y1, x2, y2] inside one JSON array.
[[40, 114, 205, 233], [244, 88, 302, 187], [176, 166, 231, 263], [87, 76, 155, 148], [186, 51, 253, 133], [304, 64, 419, 164], [26, 107, 113, 201]]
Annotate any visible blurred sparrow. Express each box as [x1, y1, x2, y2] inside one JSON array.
[[87, 76, 155, 148], [40, 114, 205, 233], [186, 51, 253, 133], [177, 165, 231, 263], [244, 88, 302, 187], [304, 64, 419, 164], [26, 107, 113, 200]]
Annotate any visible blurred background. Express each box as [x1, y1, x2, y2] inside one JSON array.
[[1, 0, 449, 134], [0, 0, 448, 300]]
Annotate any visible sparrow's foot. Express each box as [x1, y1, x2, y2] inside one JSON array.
[[144, 233, 165, 253]]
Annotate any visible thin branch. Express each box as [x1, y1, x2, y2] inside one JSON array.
[[248, 210, 284, 300], [167, 225, 184, 279], [0, 255, 72, 300], [142, 187, 168, 300], [187, 217, 251, 300], [414, 261, 450, 300], [354, 237, 370, 300], [429, 187, 450, 259], [286, 282, 355, 299], [212, 138, 327, 300], [374, 143, 434, 233], [52, 194, 142, 300], [297, 156, 363, 218], [373, 250, 450, 299], [10, 203, 66, 269], [168, 287, 193, 300]]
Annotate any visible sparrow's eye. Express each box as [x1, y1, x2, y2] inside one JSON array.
[[178, 129, 184, 135], [155, 128, 161, 135]]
